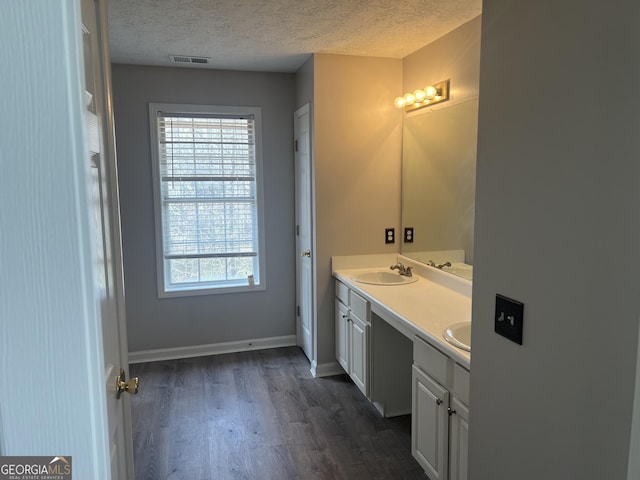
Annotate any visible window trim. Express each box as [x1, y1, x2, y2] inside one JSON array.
[[149, 102, 266, 297]]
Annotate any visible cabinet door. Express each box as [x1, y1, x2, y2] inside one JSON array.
[[412, 365, 449, 480], [349, 314, 369, 397], [449, 396, 469, 480], [335, 300, 349, 372]]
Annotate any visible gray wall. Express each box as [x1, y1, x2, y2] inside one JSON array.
[[112, 64, 297, 352], [470, 1, 640, 479]]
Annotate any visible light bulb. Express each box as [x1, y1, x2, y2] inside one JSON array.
[[413, 89, 426, 102], [424, 85, 437, 100], [404, 93, 416, 105], [394, 96, 406, 109]]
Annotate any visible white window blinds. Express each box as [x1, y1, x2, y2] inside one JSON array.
[[150, 104, 264, 296]]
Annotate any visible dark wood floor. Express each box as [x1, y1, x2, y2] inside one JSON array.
[[130, 346, 428, 480]]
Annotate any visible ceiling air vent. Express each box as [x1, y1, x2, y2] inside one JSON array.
[[169, 55, 210, 65]]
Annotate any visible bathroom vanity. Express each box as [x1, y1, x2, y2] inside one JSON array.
[[333, 254, 471, 480]]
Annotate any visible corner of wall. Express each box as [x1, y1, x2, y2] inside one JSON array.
[[628, 319, 640, 479], [295, 55, 314, 110]]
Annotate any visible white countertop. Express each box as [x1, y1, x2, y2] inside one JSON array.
[[332, 257, 472, 370]]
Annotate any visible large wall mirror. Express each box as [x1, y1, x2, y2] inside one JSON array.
[[401, 99, 479, 279]]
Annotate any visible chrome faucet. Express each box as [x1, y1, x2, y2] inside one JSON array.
[[436, 261, 452, 269], [390, 263, 413, 277]]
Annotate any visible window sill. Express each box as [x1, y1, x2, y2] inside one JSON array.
[[158, 282, 266, 298]]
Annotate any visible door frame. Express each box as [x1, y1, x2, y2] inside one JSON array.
[[91, 0, 135, 476]]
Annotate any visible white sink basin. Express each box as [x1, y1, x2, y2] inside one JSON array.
[[351, 270, 418, 286], [443, 322, 471, 352], [442, 263, 473, 281]]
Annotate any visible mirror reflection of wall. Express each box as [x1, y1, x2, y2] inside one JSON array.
[[401, 99, 479, 265]]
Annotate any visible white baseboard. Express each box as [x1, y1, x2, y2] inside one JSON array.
[[373, 401, 411, 418], [384, 408, 412, 418], [310, 360, 345, 378], [128, 334, 297, 364]]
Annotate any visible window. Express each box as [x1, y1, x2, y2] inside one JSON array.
[[149, 103, 265, 297]]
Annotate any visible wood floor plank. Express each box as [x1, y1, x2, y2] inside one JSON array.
[[130, 346, 427, 479]]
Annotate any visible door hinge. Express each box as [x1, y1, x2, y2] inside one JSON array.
[[297, 305, 300, 316], [296, 225, 299, 236], [295, 139, 298, 152]]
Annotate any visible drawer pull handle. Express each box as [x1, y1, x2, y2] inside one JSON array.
[[448, 407, 457, 416], [436, 398, 443, 406]]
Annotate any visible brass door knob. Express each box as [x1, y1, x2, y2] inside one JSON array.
[[300, 250, 311, 257], [115, 368, 139, 398]]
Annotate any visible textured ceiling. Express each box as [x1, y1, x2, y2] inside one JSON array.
[[108, 0, 482, 72]]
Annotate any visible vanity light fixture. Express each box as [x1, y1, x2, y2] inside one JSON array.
[[394, 79, 450, 112]]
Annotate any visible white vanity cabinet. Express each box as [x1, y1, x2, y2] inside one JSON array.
[[336, 298, 349, 371], [412, 335, 470, 480], [335, 280, 370, 397], [412, 364, 450, 479], [449, 397, 469, 480], [449, 364, 470, 480]]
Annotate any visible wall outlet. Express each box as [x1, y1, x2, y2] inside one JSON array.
[[385, 228, 395, 244], [404, 227, 414, 243], [495, 294, 524, 345]]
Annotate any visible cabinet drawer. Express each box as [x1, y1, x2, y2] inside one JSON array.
[[350, 290, 370, 321], [335, 280, 349, 305], [452, 363, 470, 406], [413, 335, 449, 386]]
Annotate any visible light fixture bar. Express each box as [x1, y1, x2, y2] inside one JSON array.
[[394, 79, 450, 112]]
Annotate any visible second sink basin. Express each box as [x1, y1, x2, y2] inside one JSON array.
[[352, 270, 418, 286], [443, 322, 472, 352], [442, 263, 473, 281]]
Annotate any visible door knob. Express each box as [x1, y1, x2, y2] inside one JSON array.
[[300, 250, 311, 257], [115, 368, 139, 399]]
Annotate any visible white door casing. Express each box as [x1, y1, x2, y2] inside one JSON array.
[[294, 104, 314, 362], [82, 0, 134, 477]]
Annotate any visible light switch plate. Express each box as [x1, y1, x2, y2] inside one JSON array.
[[495, 294, 524, 345]]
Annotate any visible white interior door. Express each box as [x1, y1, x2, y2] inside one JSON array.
[[82, 0, 134, 478], [295, 104, 313, 362]]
